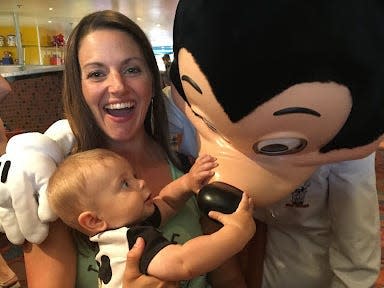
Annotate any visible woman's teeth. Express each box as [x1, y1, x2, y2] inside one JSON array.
[[104, 102, 135, 110]]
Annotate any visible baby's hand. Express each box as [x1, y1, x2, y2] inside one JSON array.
[[187, 154, 218, 193], [208, 192, 256, 240]]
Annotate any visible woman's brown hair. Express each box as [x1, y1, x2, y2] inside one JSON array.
[[63, 10, 181, 167]]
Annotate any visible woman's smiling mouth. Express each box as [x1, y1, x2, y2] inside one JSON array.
[[104, 101, 135, 117]]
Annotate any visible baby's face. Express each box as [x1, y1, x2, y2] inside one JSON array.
[[91, 157, 154, 228]]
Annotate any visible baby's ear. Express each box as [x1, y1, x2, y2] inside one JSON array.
[[78, 211, 107, 234]]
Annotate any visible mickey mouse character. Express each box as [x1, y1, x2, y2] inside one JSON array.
[[170, 0, 384, 212]]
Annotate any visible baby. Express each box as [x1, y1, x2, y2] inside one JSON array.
[[47, 148, 255, 287]]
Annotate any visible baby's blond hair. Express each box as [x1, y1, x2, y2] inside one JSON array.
[[47, 148, 124, 233]]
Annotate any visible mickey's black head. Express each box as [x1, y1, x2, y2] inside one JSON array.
[[171, 0, 384, 151]]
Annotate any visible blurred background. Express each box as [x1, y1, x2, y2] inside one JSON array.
[[0, 0, 177, 68]]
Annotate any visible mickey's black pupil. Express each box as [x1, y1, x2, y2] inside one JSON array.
[[261, 144, 288, 153]]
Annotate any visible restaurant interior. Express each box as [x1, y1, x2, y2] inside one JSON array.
[[0, 1, 384, 288]]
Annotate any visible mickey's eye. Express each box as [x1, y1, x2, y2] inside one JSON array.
[[202, 118, 218, 133], [253, 138, 307, 156], [192, 111, 218, 133], [192, 110, 230, 142]]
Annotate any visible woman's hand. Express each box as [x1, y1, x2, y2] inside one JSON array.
[[123, 237, 179, 288]]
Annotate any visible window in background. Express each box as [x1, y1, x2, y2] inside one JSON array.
[[153, 45, 173, 71]]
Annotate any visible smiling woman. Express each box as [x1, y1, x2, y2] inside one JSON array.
[[4, 9, 222, 288]]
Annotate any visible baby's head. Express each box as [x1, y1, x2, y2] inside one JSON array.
[[47, 148, 154, 236]]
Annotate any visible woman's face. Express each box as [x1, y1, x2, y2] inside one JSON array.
[[78, 29, 153, 142]]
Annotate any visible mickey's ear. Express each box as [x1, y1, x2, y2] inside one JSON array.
[[78, 211, 107, 234]]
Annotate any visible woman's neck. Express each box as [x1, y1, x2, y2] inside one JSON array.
[[108, 132, 166, 168], [107, 131, 172, 195]]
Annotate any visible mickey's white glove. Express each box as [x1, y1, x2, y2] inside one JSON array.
[[0, 120, 74, 244]]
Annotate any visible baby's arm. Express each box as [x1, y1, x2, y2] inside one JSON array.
[[148, 192, 256, 281], [154, 154, 217, 225]]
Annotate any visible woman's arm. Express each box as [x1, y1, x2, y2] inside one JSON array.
[[0, 118, 7, 155], [23, 220, 77, 288], [0, 76, 11, 103], [0, 76, 11, 154], [203, 215, 266, 288], [208, 253, 247, 288]]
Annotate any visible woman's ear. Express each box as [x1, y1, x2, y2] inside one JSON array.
[[78, 211, 107, 234]]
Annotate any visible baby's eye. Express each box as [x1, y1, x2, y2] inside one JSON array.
[[121, 180, 129, 189]]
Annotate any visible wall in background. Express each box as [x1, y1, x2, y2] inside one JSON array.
[[0, 25, 62, 65], [0, 71, 63, 133]]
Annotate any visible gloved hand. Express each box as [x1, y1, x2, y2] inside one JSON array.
[[0, 120, 74, 244]]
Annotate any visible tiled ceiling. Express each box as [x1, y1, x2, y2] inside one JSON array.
[[0, 0, 179, 46]]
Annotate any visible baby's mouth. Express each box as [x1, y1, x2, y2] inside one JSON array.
[[145, 193, 153, 204]]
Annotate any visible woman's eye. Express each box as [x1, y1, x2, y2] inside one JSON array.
[[123, 66, 141, 75], [86, 70, 105, 79], [253, 138, 307, 156]]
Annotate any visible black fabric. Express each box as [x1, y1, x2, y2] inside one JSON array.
[[143, 204, 162, 228], [176, 152, 193, 173], [98, 255, 112, 284], [127, 225, 174, 274]]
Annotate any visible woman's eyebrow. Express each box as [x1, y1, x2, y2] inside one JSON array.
[[81, 62, 104, 70], [273, 107, 321, 117]]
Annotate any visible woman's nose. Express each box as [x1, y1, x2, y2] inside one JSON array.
[[107, 71, 125, 93]]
